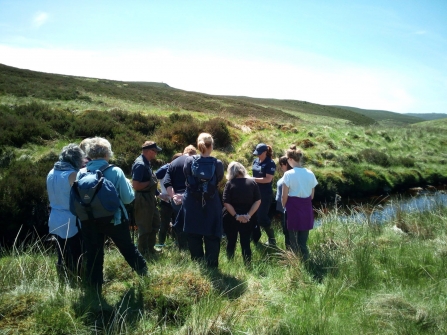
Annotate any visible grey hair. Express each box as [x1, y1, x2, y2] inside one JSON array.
[[59, 143, 85, 170], [86, 137, 114, 160], [226, 161, 248, 180]]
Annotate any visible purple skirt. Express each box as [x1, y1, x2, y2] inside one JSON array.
[[285, 196, 314, 231]]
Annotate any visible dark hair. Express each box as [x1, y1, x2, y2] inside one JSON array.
[[171, 153, 183, 162], [286, 145, 303, 163], [279, 156, 292, 170], [59, 143, 85, 171]]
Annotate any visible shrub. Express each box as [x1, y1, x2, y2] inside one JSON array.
[[359, 148, 391, 167]]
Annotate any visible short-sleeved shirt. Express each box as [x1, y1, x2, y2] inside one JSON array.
[[131, 154, 153, 183], [252, 156, 276, 193], [164, 155, 189, 194], [223, 178, 261, 214], [283, 167, 318, 198]]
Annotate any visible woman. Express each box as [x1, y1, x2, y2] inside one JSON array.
[[80, 137, 147, 292], [276, 156, 292, 250], [182, 133, 224, 268], [223, 162, 261, 264], [252, 143, 276, 246], [47, 143, 85, 277], [281, 145, 318, 261]]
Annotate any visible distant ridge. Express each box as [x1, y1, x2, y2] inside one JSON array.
[[334, 106, 423, 124], [404, 113, 447, 121]]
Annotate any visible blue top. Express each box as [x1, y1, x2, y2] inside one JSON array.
[[164, 154, 189, 193], [81, 159, 135, 225], [276, 176, 285, 212], [47, 162, 79, 239], [155, 163, 169, 180], [132, 154, 152, 182], [252, 156, 276, 193]]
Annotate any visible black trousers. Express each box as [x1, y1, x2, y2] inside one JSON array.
[[223, 215, 253, 263], [158, 200, 174, 245], [81, 218, 147, 291], [55, 233, 83, 277], [187, 233, 220, 268]]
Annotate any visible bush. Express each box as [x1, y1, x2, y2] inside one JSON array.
[[359, 148, 391, 167]]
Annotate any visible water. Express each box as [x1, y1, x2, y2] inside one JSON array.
[[314, 191, 447, 227]]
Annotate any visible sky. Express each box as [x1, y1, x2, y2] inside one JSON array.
[[0, 0, 446, 114]]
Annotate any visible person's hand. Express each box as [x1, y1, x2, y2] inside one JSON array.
[[237, 215, 248, 223], [159, 194, 170, 202], [173, 194, 183, 205]]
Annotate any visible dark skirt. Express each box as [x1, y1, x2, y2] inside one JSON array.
[[285, 196, 314, 231]]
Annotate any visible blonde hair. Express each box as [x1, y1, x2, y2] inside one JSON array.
[[183, 145, 197, 155], [226, 161, 248, 180], [197, 133, 214, 154], [286, 145, 303, 163]]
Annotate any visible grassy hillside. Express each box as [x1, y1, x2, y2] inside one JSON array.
[[411, 117, 447, 130], [405, 113, 447, 121], [1, 63, 447, 243], [334, 105, 423, 124]]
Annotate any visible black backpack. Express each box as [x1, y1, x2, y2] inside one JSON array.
[[187, 155, 217, 206], [69, 164, 121, 222]]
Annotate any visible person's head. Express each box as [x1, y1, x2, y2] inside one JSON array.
[[79, 138, 92, 156], [183, 145, 197, 156], [279, 155, 292, 172], [226, 161, 248, 180], [86, 137, 114, 161], [59, 143, 85, 171], [286, 145, 303, 164], [197, 133, 214, 154], [141, 140, 162, 161], [253, 143, 273, 160], [171, 152, 183, 162]]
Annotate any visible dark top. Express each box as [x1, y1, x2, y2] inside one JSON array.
[[223, 178, 261, 214], [132, 155, 152, 182], [182, 155, 224, 237], [155, 163, 169, 180], [252, 156, 276, 193], [164, 155, 188, 193]]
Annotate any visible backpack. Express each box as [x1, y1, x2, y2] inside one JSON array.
[[187, 155, 217, 205], [69, 164, 121, 222]]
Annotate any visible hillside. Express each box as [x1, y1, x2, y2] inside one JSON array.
[[404, 113, 447, 121], [334, 105, 423, 124], [411, 117, 447, 130], [0, 63, 374, 126]]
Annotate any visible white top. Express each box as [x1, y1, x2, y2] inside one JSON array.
[[283, 167, 318, 198]]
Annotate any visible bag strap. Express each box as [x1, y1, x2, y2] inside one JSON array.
[[86, 163, 115, 173]]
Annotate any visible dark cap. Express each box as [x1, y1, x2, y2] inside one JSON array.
[[142, 141, 162, 152], [253, 143, 268, 155]]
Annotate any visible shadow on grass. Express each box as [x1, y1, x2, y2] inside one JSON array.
[[72, 287, 144, 332], [305, 248, 339, 283], [203, 267, 247, 300]]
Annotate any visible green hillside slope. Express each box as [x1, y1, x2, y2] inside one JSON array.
[[404, 113, 447, 121], [334, 105, 423, 124]]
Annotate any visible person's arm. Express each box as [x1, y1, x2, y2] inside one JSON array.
[[282, 184, 289, 209], [132, 179, 151, 191], [115, 169, 135, 204], [246, 199, 261, 219], [311, 187, 315, 200], [254, 173, 274, 184], [68, 172, 77, 186]]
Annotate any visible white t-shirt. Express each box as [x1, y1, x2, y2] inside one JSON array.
[[283, 167, 318, 198]]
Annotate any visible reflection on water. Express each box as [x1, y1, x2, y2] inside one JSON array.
[[314, 192, 447, 227]]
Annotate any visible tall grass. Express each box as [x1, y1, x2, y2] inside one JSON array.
[[1, 201, 446, 334]]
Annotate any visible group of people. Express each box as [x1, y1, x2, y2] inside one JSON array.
[[46, 132, 317, 293]]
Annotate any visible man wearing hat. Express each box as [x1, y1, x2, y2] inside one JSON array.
[[132, 141, 162, 256]]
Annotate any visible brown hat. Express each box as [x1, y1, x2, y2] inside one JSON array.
[[142, 141, 162, 151]]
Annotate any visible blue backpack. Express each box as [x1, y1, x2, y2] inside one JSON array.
[[70, 164, 121, 222], [187, 155, 217, 205]]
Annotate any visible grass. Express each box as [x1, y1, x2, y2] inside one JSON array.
[[1, 201, 447, 334]]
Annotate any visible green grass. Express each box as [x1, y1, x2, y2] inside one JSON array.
[[1, 203, 447, 334]]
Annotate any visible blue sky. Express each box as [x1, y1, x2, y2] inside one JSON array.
[[1, 0, 446, 114]]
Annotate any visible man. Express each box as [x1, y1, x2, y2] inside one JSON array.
[[164, 145, 197, 250], [132, 141, 162, 256]]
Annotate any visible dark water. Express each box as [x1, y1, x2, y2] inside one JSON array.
[[314, 191, 447, 227]]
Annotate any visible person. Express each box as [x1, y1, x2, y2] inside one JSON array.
[[46, 143, 85, 278], [163, 145, 197, 250], [79, 137, 92, 167], [181, 133, 224, 268], [281, 145, 318, 261], [276, 156, 292, 249], [155, 152, 182, 246], [80, 137, 147, 292], [223, 161, 261, 264], [131, 141, 162, 256], [251, 143, 277, 246]]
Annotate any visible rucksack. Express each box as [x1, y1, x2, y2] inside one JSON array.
[[70, 164, 121, 222], [187, 155, 217, 205]]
